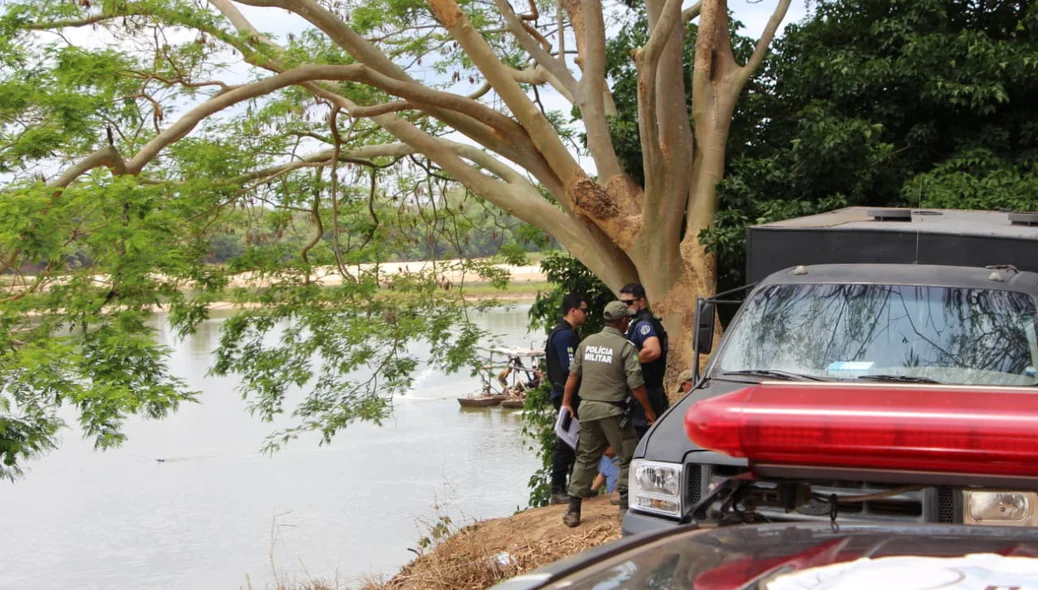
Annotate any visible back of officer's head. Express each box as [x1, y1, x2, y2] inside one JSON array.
[[602, 300, 634, 327]]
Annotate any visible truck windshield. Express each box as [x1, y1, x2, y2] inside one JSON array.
[[714, 284, 1038, 386]]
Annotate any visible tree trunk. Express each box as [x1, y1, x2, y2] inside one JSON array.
[[629, 95, 735, 401]]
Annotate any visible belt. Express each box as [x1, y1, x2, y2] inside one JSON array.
[[582, 398, 627, 407]]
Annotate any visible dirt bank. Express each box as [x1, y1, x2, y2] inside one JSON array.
[[364, 496, 621, 590]]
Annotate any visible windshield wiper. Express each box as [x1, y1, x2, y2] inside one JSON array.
[[721, 369, 824, 382], [856, 374, 942, 384]]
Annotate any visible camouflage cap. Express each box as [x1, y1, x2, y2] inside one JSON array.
[[603, 300, 635, 321]]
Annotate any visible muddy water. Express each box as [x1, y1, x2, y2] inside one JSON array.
[[0, 305, 541, 589]]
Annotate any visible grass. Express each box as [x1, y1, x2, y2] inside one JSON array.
[[454, 281, 549, 299]]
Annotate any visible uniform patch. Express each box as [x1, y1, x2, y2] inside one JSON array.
[[639, 324, 651, 336], [584, 345, 615, 363]]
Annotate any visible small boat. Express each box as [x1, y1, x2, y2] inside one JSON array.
[[457, 394, 506, 408], [457, 345, 544, 409]]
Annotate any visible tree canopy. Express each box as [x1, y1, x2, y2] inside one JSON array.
[[1, 0, 792, 477], [7, 0, 1036, 478]]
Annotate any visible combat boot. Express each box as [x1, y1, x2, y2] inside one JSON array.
[[618, 492, 629, 520], [563, 496, 582, 527], [549, 487, 569, 505]]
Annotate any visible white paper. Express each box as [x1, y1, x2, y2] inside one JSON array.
[[554, 407, 580, 450]]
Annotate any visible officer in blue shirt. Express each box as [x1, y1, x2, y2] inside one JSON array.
[[545, 293, 587, 505], [620, 283, 670, 438]]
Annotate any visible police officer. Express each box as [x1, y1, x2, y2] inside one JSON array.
[[545, 293, 588, 505], [620, 283, 670, 438], [560, 301, 657, 527]]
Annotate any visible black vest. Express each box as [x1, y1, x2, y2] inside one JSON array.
[[545, 319, 577, 390], [627, 309, 668, 387]]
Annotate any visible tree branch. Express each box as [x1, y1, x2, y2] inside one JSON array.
[[683, 2, 703, 22], [494, 0, 580, 100], [739, 0, 792, 84], [242, 144, 417, 182], [299, 169, 324, 268], [125, 64, 525, 174], [560, 0, 588, 70], [692, 0, 723, 112], [427, 0, 583, 187], [49, 146, 127, 188], [643, 0, 693, 217], [125, 71, 232, 93], [326, 108, 358, 282], [642, 0, 684, 66], [229, 0, 564, 198], [208, 0, 560, 196], [579, 0, 625, 180]]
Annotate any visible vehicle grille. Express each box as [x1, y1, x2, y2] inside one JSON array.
[[687, 463, 937, 523], [785, 482, 927, 522], [686, 464, 703, 507], [937, 486, 958, 523]]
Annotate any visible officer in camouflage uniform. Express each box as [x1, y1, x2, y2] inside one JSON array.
[[560, 301, 657, 527]]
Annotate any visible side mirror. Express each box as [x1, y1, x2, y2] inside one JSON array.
[[694, 299, 716, 354]]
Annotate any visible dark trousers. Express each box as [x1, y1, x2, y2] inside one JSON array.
[[550, 396, 579, 493], [633, 385, 669, 439]]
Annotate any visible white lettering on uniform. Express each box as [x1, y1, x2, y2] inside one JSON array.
[[584, 345, 614, 364]]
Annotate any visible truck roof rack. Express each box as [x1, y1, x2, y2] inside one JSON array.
[[746, 207, 1038, 282]]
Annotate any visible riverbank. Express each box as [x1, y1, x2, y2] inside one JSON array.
[[199, 282, 546, 312], [361, 496, 621, 590]]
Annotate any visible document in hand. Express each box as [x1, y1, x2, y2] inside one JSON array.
[[554, 407, 580, 450]]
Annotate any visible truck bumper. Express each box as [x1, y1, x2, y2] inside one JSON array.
[[621, 509, 684, 537]]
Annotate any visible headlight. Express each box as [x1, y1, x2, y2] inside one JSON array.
[[964, 491, 1038, 526], [630, 459, 682, 517]]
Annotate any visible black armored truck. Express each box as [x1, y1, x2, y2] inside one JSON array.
[[623, 207, 1038, 535]]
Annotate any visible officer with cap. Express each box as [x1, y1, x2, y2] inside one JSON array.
[[559, 301, 657, 527]]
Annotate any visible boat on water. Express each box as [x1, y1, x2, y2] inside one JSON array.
[[458, 394, 508, 408], [457, 346, 543, 409]]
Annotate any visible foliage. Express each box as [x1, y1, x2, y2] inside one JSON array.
[[700, 0, 1038, 292], [0, 0, 553, 474], [521, 251, 611, 507]]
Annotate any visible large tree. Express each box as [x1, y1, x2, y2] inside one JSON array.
[[0, 0, 789, 475]]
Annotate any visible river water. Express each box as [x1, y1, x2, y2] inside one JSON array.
[[0, 305, 542, 589]]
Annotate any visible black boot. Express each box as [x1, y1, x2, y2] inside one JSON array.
[[618, 492, 629, 520], [563, 496, 582, 527], [550, 487, 569, 505]]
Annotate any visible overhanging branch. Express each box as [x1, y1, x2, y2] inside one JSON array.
[[49, 146, 128, 188], [125, 64, 527, 174]]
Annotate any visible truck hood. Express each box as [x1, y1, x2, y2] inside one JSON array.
[[634, 379, 752, 463]]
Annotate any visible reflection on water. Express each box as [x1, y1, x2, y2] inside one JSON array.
[[0, 304, 541, 590]]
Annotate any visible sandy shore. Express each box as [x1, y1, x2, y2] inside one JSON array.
[[3, 258, 548, 301], [220, 259, 547, 289]]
